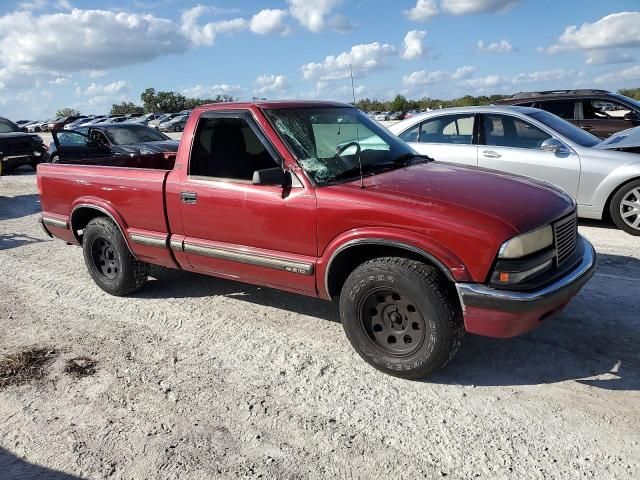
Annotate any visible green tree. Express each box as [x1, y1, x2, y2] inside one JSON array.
[[110, 101, 145, 115], [390, 94, 409, 112], [55, 107, 81, 117]]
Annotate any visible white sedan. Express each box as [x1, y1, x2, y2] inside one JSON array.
[[388, 106, 640, 235]]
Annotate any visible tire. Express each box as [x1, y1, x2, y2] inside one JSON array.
[[82, 217, 149, 295], [339, 257, 464, 380], [173, 124, 180, 132], [610, 179, 640, 236]]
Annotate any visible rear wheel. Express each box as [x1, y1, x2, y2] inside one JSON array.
[[82, 217, 149, 295], [339, 257, 464, 379], [610, 179, 640, 236]]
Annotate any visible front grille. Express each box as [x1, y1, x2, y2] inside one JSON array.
[[4, 140, 32, 155], [554, 213, 578, 265]]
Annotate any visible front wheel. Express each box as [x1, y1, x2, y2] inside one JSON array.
[[610, 179, 640, 235], [339, 257, 464, 379], [82, 217, 149, 295]]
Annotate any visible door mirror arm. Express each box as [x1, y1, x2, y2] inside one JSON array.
[[252, 167, 289, 186]]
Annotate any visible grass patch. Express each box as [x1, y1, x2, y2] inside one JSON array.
[[64, 356, 97, 378], [0, 348, 57, 388]]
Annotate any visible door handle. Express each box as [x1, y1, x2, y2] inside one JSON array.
[[181, 191, 197, 204], [482, 150, 501, 159]]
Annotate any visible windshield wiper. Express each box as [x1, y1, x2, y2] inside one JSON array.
[[326, 153, 432, 183]]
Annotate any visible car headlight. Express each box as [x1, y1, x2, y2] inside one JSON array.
[[499, 225, 553, 259]]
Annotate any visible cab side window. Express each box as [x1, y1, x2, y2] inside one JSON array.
[[582, 99, 631, 120], [418, 114, 475, 145], [484, 115, 551, 149], [538, 100, 576, 120], [189, 117, 278, 181]]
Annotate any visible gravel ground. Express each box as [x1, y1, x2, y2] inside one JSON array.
[[1, 168, 639, 480]]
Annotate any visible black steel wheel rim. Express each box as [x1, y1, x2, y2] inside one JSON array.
[[359, 288, 427, 356], [90, 236, 120, 280]]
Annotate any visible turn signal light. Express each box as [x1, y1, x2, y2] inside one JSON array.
[[499, 272, 510, 282]]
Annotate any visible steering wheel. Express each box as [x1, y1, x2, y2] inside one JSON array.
[[335, 141, 361, 161]]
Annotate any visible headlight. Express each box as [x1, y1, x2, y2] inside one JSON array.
[[499, 225, 553, 259]]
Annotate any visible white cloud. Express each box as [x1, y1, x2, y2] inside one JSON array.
[[254, 74, 289, 95], [82, 81, 131, 96], [404, 0, 439, 22], [286, 0, 343, 32], [451, 65, 476, 80], [180, 6, 247, 46], [511, 69, 568, 85], [181, 84, 243, 99], [302, 42, 397, 81], [547, 12, 640, 54], [401, 30, 427, 60], [477, 39, 514, 53], [459, 74, 508, 89], [402, 70, 449, 87], [586, 50, 635, 65], [250, 9, 290, 35], [328, 14, 356, 33], [441, 0, 520, 15], [595, 65, 640, 85], [49, 77, 71, 86]]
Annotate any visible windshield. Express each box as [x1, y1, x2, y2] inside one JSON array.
[[0, 118, 20, 134], [265, 107, 418, 185], [103, 125, 167, 145], [527, 110, 600, 147], [612, 93, 640, 110]]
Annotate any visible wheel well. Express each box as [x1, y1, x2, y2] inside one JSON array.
[[603, 176, 640, 222], [70, 207, 110, 243], [325, 243, 454, 300]]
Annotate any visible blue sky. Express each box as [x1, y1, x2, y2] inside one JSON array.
[[0, 0, 639, 119]]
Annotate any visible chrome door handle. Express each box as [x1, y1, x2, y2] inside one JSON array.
[[181, 191, 197, 204], [482, 150, 501, 159]]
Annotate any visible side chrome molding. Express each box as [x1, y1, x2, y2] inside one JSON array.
[[129, 233, 168, 248], [42, 216, 69, 229], [175, 241, 314, 276]]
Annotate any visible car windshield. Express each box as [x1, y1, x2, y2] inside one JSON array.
[[103, 125, 167, 145], [0, 118, 20, 133], [611, 93, 640, 110], [265, 107, 421, 185], [527, 110, 600, 147]]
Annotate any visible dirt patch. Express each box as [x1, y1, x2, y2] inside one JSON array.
[[64, 356, 97, 378], [0, 347, 57, 388]]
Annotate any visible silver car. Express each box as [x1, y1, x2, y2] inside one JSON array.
[[388, 106, 640, 235]]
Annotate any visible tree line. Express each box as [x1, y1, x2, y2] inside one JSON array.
[[55, 87, 640, 118]]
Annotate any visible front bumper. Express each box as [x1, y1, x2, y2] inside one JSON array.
[[456, 236, 596, 338]]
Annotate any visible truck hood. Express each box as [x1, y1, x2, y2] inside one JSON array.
[[593, 126, 640, 150], [0, 132, 38, 140], [351, 162, 575, 235]]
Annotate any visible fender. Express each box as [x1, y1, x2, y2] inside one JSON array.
[[69, 197, 138, 259], [318, 227, 471, 300], [582, 157, 640, 219]]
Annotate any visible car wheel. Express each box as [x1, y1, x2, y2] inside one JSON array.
[[339, 257, 464, 379], [82, 217, 149, 296], [610, 179, 640, 235], [173, 124, 180, 132]]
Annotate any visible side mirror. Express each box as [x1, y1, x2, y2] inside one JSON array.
[[252, 167, 287, 186], [540, 138, 566, 153]]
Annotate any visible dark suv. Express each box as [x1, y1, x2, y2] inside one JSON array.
[[496, 89, 640, 138]]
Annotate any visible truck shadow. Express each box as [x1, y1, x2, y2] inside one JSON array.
[[0, 194, 41, 220], [0, 447, 84, 480], [139, 266, 340, 323], [578, 218, 618, 230], [432, 252, 640, 391], [139, 253, 639, 390]]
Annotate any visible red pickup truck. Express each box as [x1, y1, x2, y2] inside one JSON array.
[[37, 101, 596, 379]]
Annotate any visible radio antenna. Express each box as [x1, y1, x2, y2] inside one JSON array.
[[350, 64, 364, 189]]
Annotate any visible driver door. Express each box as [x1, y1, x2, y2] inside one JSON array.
[[51, 130, 113, 164]]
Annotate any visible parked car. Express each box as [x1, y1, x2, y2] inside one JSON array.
[[389, 111, 405, 121], [389, 105, 640, 235], [48, 116, 85, 131], [76, 116, 110, 128], [123, 113, 163, 125], [375, 111, 390, 121], [496, 89, 640, 139], [64, 116, 95, 130], [158, 115, 188, 132], [49, 123, 179, 165], [37, 100, 595, 379], [0, 116, 48, 172], [26, 120, 50, 133], [149, 113, 180, 129]]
